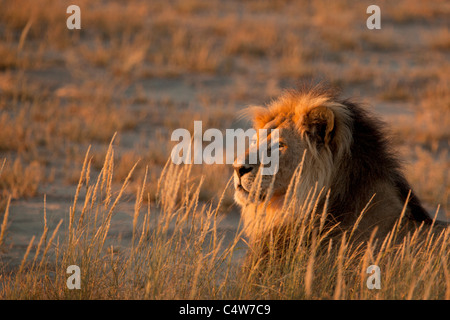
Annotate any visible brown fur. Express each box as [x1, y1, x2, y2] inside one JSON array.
[[233, 85, 442, 249]]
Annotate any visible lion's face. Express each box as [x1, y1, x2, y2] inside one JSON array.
[[233, 119, 307, 206], [233, 93, 343, 210], [232, 89, 361, 242]]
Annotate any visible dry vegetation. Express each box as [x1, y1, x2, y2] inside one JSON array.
[[0, 0, 449, 299], [0, 145, 448, 299]]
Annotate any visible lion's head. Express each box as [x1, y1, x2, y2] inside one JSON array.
[[232, 87, 356, 240], [233, 88, 352, 207]]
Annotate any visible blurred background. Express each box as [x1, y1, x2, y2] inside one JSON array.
[[0, 0, 448, 264]]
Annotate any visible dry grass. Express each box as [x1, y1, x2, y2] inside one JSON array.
[[415, 78, 450, 144], [0, 158, 42, 211], [0, 145, 448, 299], [385, 0, 450, 23], [405, 148, 449, 212], [427, 27, 450, 51]]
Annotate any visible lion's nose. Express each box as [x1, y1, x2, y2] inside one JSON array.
[[234, 164, 253, 179]]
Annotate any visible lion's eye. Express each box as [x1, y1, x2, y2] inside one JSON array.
[[272, 141, 286, 151], [250, 137, 257, 146]]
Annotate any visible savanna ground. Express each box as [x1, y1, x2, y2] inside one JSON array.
[[0, 0, 449, 299]]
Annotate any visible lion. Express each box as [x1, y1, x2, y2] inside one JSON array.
[[233, 85, 446, 252]]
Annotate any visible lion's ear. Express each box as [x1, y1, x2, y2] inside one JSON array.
[[302, 106, 335, 145]]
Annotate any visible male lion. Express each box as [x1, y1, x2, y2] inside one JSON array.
[[233, 86, 445, 250]]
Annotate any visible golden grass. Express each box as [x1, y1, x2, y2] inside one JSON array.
[[405, 148, 449, 212], [0, 143, 448, 299], [0, 158, 42, 211], [385, 0, 450, 23]]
